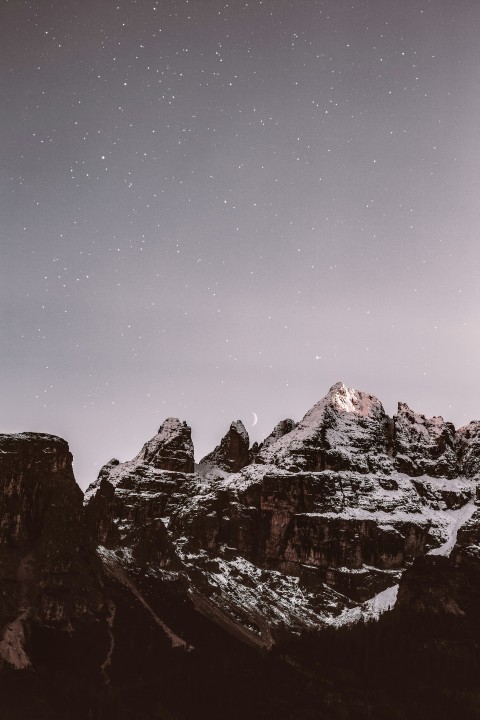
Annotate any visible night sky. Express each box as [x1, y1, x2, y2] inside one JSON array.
[[2, 0, 480, 488]]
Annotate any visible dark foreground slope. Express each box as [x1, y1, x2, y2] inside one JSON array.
[[0, 384, 480, 719]]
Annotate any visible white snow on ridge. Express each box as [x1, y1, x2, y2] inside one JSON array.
[[331, 382, 379, 417], [428, 498, 477, 557], [326, 584, 399, 629], [363, 583, 399, 621]]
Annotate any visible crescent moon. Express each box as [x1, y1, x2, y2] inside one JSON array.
[[251, 412, 258, 427]]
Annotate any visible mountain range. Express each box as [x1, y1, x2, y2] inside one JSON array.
[[1, 381, 479, 719]]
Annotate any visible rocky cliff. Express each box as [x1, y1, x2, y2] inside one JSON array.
[[199, 419, 250, 472], [0, 433, 106, 670]]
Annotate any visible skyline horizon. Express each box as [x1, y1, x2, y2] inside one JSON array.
[[2, 0, 479, 490], [4, 376, 479, 491]]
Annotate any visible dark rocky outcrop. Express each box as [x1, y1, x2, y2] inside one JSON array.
[[134, 417, 194, 473], [199, 420, 250, 472], [0, 433, 105, 669]]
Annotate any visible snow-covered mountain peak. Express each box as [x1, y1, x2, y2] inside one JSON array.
[[318, 381, 383, 418], [258, 382, 389, 473]]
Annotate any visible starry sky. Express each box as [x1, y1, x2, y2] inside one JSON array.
[[2, 0, 480, 488]]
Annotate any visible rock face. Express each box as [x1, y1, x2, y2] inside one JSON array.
[[456, 421, 480, 478], [199, 420, 250, 472], [393, 403, 458, 478], [0, 433, 105, 669], [134, 417, 194, 473]]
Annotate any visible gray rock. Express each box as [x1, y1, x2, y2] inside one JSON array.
[[456, 421, 480, 478], [393, 403, 458, 478]]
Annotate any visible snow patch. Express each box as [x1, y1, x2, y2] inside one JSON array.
[[329, 584, 399, 628], [0, 614, 31, 670], [428, 499, 477, 557]]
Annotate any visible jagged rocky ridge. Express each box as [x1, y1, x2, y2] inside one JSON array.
[[199, 419, 251, 472], [1, 383, 480, 719], [84, 383, 480, 644]]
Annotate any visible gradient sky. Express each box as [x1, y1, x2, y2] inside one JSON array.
[[2, 0, 480, 488]]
